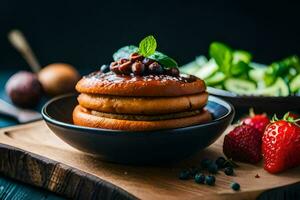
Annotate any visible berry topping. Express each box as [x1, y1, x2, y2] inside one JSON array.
[[166, 67, 180, 77], [148, 62, 164, 74], [142, 57, 154, 66], [110, 61, 121, 74], [118, 60, 132, 75], [108, 53, 181, 77], [131, 61, 145, 76], [223, 124, 262, 164], [110, 35, 179, 76], [130, 52, 143, 62]]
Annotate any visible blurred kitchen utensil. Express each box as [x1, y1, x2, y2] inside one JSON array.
[[0, 98, 42, 123], [8, 29, 41, 73]]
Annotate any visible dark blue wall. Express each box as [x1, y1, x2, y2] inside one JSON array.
[[0, 0, 299, 71]]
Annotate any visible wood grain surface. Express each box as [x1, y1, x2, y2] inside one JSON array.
[[0, 121, 299, 200]]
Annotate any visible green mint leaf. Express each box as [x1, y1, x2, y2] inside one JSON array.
[[209, 42, 233, 75], [113, 45, 138, 61], [138, 35, 157, 57], [148, 51, 178, 68]]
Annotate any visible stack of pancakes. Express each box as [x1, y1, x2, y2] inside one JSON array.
[[73, 71, 211, 131]]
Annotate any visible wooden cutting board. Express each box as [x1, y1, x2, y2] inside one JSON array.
[[0, 121, 299, 200]]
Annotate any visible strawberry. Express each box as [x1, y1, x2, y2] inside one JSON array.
[[223, 124, 262, 164], [262, 113, 300, 174], [242, 109, 270, 136]]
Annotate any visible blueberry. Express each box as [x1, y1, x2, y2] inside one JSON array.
[[179, 170, 190, 180], [224, 167, 234, 176], [215, 157, 226, 168], [166, 67, 180, 76], [100, 64, 110, 73], [208, 163, 218, 174], [142, 58, 154, 66], [148, 62, 163, 74], [231, 182, 240, 191], [194, 173, 205, 184], [205, 175, 216, 186], [201, 158, 213, 169]]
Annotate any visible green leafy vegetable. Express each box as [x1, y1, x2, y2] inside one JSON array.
[[264, 55, 300, 85], [180, 41, 299, 96], [138, 35, 157, 57], [113, 45, 138, 61], [209, 42, 233, 75], [231, 61, 249, 76]]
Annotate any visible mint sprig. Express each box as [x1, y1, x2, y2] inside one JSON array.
[[149, 51, 178, 68], [138, 35, 157, 57], [112, 35, 178, 68]]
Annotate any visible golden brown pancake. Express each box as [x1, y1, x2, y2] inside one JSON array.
[[77, 92, 208, 115], [91, 109, 202, 121], [73, 105, 212, 131], [76, 71, 206, 97]]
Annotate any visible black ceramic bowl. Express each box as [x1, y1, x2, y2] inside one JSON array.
[[208, 87, 300, 119], [42, 94, 234, 164]]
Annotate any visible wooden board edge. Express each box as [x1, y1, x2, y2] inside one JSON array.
[[0, 120, 44, 132], [0, 143, 137, 200]]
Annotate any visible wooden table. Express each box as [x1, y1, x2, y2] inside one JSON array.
[[0, 121, 299, 200]]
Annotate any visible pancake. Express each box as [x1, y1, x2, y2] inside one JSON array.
[[73, 105, 212, 131], [77, 92, 208, 115], [76, 71, 206, 97], [91, 109, 202, 121]]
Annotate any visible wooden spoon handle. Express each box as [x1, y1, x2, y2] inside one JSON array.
[[0, 98, 19, 119], [8, 29, 41, 73]]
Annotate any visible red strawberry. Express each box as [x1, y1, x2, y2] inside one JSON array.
[[262, 113, 300, 174], [242, 109, 270, 136], [223, 124, 262, 164]]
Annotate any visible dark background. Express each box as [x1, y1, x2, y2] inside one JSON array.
[[0, 0, 299, 72]]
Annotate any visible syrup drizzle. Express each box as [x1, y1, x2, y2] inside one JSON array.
[[85, 71, 197, 83]]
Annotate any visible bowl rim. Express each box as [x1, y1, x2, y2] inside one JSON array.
[[41, 93, 235, 134], [207, 86, 300, 99]]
